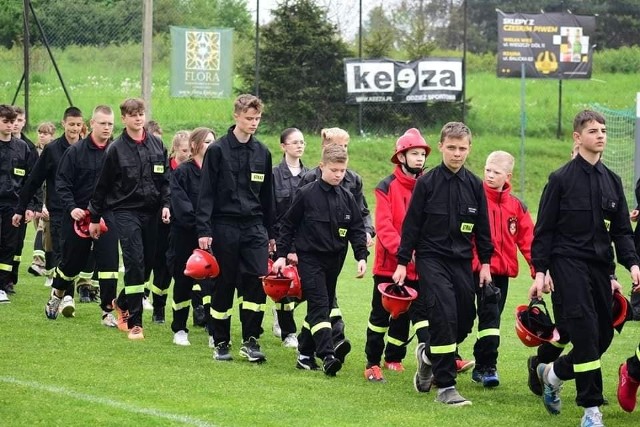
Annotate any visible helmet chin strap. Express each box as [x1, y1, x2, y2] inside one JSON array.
[[402, 162, 423, 176]]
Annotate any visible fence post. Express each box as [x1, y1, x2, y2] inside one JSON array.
[[23, 0, 30, 126], [142, 0, 153, 118]]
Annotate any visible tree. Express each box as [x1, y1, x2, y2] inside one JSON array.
[[239, 0, 354, 131], [0, 0, 23, 48], [392, 0, 440, 58], [362, 6, 396, 58]]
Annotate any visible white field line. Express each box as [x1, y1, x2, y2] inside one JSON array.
[[0, 376, 216, 427]]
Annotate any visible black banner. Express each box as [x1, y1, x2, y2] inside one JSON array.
[[344, 58, 463, 104], [497, 12, 596, 79]]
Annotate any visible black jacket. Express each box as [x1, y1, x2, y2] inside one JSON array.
[[273, 157, 309, 238], [170, 159, 201, 230], [0, 137, 36, 208], [196, 126, 274, 237], [88, 130, 169, 222], [397, 163, 493, 265]]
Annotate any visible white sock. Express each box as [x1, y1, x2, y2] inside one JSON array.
[[547, 365, 562, 386], [584, 406, 600, 416]]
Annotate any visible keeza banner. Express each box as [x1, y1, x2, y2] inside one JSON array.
[[170, 27, 233, 98], [497, 12, 595, 79], [344, 58, 463, 104]]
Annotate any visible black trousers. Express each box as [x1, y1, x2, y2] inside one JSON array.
[[274, 296, 297, 340], [297, 251, 346, 359], [365, 275, 413, 366], [627, 343, 640, 381], [549, 257, 613, 408], [209, 222, 268, 344], [10, 220, 27, 285], [114, 210, 158, 328], [0, 206, 21, 289], [471, 274, 508, 369], [149, 216, 171, 310]]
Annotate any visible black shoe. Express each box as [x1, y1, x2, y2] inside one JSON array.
[[323, 356, 342, 377], [193, 305, 206, 327], [334, 339, 351, 364], [240, 337, 266, 363], [78, 286, 91, 303], [213, 342, 233, 361], [296, 356, 320, 371], [5, 283, 15, 295], [152, 310, 165, 324], [528, 356, 542, 396]]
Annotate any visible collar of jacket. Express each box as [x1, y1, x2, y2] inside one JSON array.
[[483, 180, 511, 203], [277, 156, 306, 178], [393, 165, 418, 190], [439, 162, 467, 181], [575, 153, 605, 174], [227, 125, 256, 149]]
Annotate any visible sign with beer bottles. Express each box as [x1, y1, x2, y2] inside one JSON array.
[[496, 11, 595, 79]]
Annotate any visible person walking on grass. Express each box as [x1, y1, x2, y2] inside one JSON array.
[[530, 110, 640, 427], [393, 122, 493, 406], [272, 143, 368, 376], [364, 128, 430, 383], [87, 98, 170, 341], [196, 94, 274, 363]]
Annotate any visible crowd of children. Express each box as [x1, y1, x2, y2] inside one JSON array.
[[3, 99, 640, 426]]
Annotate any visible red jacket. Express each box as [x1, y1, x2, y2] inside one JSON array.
[[472, 181, 535, 278], [373, 166, 418, 280]]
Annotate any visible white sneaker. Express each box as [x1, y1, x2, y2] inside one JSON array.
[[143, 296, 153, 311], [43, 277, 53, 287], [173, 330, 191, 346], [208, 335, 216, 349], [60, 295, 75, 318], [101, 312, 118, 327], [272, 306, 282, 338], [282, 333, 298, 348], [0, 289, 9, 303]]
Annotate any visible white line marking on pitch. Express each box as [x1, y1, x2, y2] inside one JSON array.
[[0, 376, 215, 427]]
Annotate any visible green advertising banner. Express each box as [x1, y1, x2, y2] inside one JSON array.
[[170, 26, 233, 98]]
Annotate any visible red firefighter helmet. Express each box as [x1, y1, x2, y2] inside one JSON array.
[[612, 291, 630, 328], [184, 249, 220, 280], [515, 299, 560, 347], [262, 271, 292, 302], [378, 282, 418, 319], [390, 128, 431, 164], [281, 264, 302, 299], [74, 211, 108, 238]]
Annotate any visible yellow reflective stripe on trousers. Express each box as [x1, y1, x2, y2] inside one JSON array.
[[150, 284, 169, 295], [413, 320, 429, 332], [192, 284, 202, 292], [78, 271, 93, 280], [13, 255, 21, 262], [241, 301, 265, 312], [310, 321, 332, 335], [98, 271, 118, 279], [368, 322, 388, 334], [278, 302, 296, 311], [551, 340, 567, 349], [387, 336, 405, 347], [574, 359, 601, 373], [477, 328, 500, 339], [172, 300, 191, 311], [203, 295, 211, 305], [124, 284, 146, 294], [430, 343, 456, 354], [302, 321, 310, 330], [54, 267, 76, 281], [330, 308, 342, 317], [0, 263, 13, 272], [33, 250, 45, 258], [210, 307, 231, 320], [635, 346, 640, 362]]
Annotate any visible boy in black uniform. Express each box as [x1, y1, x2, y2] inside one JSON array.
[[196, 94, 274, 362], [44, 105, 119, 325], [88, 98, 170, 340], [393, 122, 493, 406], [0, 105, 36, 303], [272, 143, 368, 376], [530, 110, 640, 427]]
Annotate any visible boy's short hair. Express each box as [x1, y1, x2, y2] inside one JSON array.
[[573, 110, 605, 133], [120, 98, 145, 116], [440, 121, 472, 144], [145, 120, 162, 136], [93, 105, 113, 117], [190, 127, 215, 156], [63, 106, 83, 121], [486, 150, 514, 173], [0, 104, 17, 121], [13, 106, 25, 116], [322, 143, 348, 164], [321, 127, 349, 146], [234, 94, 263, 114], [169, 130, 191, 158], [37, 121, 56, 135]]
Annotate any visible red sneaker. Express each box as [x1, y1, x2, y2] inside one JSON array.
[[384, 361, 405, 372], [456, 359, 475, 373], [364, 365, 385, 382], [112, 299, 129, 332], [618, 362, 640, 412]]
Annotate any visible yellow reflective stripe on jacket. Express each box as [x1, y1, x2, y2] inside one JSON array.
[[192, 284, 202, 292], [279, 302, 296, 311], [125, 284, 146, 294], [13, 255, 21, 262], [551, 340, 568, 349], [241, 301, 265, 312], [477, 328, 500, 339], [310, 321, 332, 335], [330, 308, 342, 318], [430, 343, 456, 354], [54, 267, 76, 281], [368, 322, 388, 334], [150, 284, 169, 295], [574, 359, 601, 373], [0, 263, 13, 272], [172, 300, 191, 311], [203, 295, 211, 305], [98, 271, 118, 279], [387, 336, 405, 347], [302, 321, 310, 330], [413, 320, 429, 332]]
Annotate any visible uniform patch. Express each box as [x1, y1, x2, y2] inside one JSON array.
[[13, 168, 25, 176], [460, 223, 474, 233], [251, 173, 265, 182], [508, 217, 517, 235], [338, 228, 347, 237], [604, 219, 611, 231], [153, 165, 164, 173]]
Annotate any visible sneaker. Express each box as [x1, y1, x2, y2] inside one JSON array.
[[0, 289, 9, 303], [456, 358, 475, 373], [28, 263, 46, 276], [60, 296, 75, 318], [482, 367, 500, 388], [581, 411, 604, 427], [323, 355, 342, 377], [113, 298, 130, 332], [173, 330, 191, 346], [618, 362, 640, 412], [78, 285, 91, 303], [528, 356, 543, 396], [272, 307, 281, 338], [334, 339, 351, 364], [152, 310, 165, 324], [365, 365, 386, 382], [193, 305, 206, 327], [239, 337, 266, 363], [414, 342, 434, 393], [101, 312, 118, 327], [282, 333, 298, 348], [128, 325, 144, 340], [296, 355, 320, 371], [43, 276, 53, 287], [213, 342, 233, 361], [142, 296, 153, 311], [208, 336, 216, 349], [537, 363, 562, 415], [45, 294, 61, 319], [384, 361, 405, 372], [471, 367, 485, 384], [435, 387, 472, 406]]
